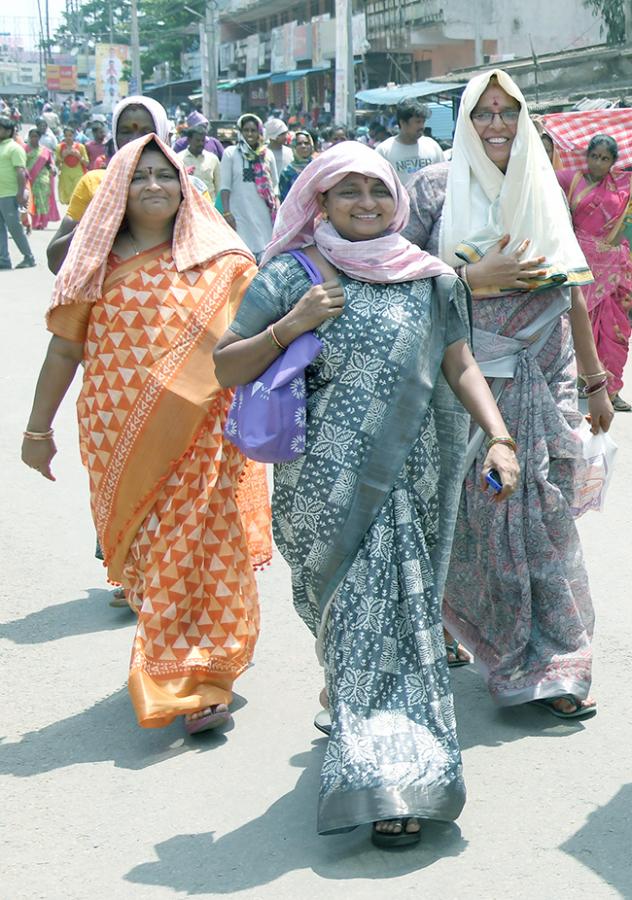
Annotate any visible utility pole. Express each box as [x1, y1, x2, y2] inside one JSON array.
[[188, 3, 218, 119], [473, 13, 483, 66], [130, 0, 142, 93], [334, 0, 355, 128], [205, 0, 219, 120]]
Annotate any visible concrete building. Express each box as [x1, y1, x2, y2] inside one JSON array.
[[364, 0, 604, 82], [145, 0, 607, 120]]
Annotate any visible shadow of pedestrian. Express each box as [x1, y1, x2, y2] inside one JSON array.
[[125, 743, 467, 894], [560, 783, 632, 898], [0, 687, 248, 775], [451, 666, 595, 750], [0, 588, 134, 644]]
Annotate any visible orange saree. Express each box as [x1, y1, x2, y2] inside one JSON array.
[[49, 243, 269, 727]]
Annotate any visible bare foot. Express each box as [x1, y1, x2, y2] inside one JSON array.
[[374, 818, 421, 835], [186, 703, 229, 723], [319, 687, 329, 709], [550, 696, 596, 715]]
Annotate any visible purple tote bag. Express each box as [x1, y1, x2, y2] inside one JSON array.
[[224, 250, 324, 463]]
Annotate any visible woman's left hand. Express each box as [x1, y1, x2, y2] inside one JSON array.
[[587, 391, 614, 433], [480, 443, 520, 502]]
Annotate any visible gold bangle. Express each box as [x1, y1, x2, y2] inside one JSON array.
[[268, 323, 286, 352], [580, 370, 607, 381], [23, 429, 54, 440], [265, 326, 283, 353], [460, 264, 470, 290], [486, 435, 517, 453]]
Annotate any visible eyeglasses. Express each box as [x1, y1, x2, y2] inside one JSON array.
[[471, 109, 520, 125]]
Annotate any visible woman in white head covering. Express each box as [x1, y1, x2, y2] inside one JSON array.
[[47, 95, 172, 274], [404, 69, 612, 719]]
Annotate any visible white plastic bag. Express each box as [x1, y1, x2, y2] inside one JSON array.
[[570, 418, 618, 518]]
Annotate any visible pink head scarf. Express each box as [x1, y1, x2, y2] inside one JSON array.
[[260, 142, 453, 282]]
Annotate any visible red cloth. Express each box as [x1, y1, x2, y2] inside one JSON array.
[[542, 109, 632, 169]]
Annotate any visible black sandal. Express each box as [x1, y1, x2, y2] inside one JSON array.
[[371, 818, 421, 849], [445, 638, 472, 668], [532, 694, 597, 719]]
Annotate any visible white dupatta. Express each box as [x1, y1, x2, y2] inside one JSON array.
[[439, 69, 591, 294]]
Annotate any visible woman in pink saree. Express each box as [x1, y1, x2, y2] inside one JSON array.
[[25, 128, 60, 230], [557, 135, 632, 410]]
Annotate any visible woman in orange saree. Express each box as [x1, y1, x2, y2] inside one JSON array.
[[22, 134, 269, 733]]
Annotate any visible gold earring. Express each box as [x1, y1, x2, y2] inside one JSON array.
[[321, 210, 328, 221]]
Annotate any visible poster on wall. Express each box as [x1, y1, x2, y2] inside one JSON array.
[[95, 43, 130, 110], [46, 65, 77, 93]]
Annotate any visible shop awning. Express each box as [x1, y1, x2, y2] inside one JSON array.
[[355, 80, 465, 105], [236, 72, 272, 85], [270, 65, 331, 84]]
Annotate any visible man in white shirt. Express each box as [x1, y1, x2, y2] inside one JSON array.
[[264, 117, 293, 178], [376, 99, 443, 187], [177, 126, 220, 202]]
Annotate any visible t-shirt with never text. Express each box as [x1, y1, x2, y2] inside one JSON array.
[[376, 135, 444, 187]]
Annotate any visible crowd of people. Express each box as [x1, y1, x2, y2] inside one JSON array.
[[14, 69, 632, 849]]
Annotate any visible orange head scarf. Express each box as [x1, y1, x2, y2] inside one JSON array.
[[50, 132, 254, 310]]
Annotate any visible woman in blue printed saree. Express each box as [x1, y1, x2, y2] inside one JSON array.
[[404, 70, 613, 719], [214, 143, 519, 847]]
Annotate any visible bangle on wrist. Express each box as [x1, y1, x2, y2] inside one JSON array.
[[24, 428, 54, 441], [486, 435, 517, 454], [266, 324, 286, 352], [583, 377, 608, 396], [585, 382, 608, 398], [460, 264, 471, 290], [580, 369, 607, 382]]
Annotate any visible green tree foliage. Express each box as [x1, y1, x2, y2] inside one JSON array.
[[55, 0, 205, 81], [584, 0, 626, 44]]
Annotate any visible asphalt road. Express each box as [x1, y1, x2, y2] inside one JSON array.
[[2, 227, 632, 899]]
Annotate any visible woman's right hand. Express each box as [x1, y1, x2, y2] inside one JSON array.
[[480, 442, 520, 502], [21, 437, 57, 482], [284, 280, 345, 333], [467, 234, 547, 292]]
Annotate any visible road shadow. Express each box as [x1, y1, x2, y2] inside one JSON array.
[[0, 588, 134, 644], [125, 742, 467, 894], [560, 783, 632, 899], [0, 687, 248, 776], [450, 665, 595, 751]]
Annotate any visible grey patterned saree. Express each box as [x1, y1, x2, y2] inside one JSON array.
[[230, 253, 471, 833]]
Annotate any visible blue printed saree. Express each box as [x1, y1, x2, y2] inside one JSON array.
[[230, 254, 471, 833]]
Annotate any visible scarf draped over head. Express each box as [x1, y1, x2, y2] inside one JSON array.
[[237, 113, 279, 222], [260, 142, 453, 283], [291, 130, 315, 172], [439, 68, 591, 292], [111, 95, 171, 150], [49, 133, 254, 312]]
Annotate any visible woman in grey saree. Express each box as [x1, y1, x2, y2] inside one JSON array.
[[403, 70, 613, 719], [214, 143, 519, 846]]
